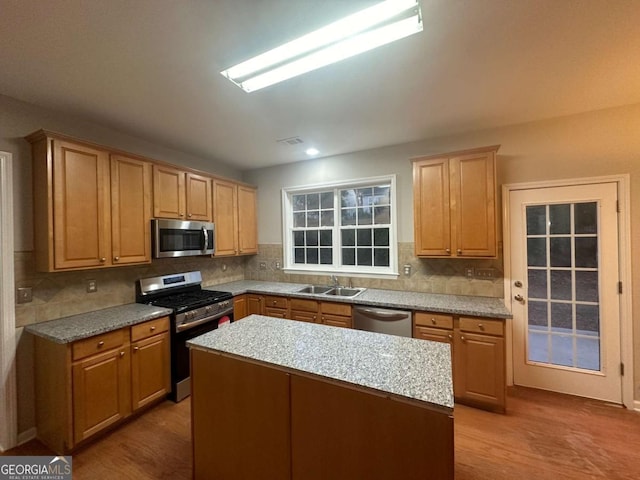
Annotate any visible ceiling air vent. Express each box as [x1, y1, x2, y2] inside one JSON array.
[[277, 136, 304, 146]]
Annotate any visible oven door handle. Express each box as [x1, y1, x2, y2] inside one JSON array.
[[176, 307, 233, 333]]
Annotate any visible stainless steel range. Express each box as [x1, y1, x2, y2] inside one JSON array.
[[136, 271, 233, 401]]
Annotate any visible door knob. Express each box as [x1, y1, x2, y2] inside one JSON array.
[[514, 294, 525, 302], [514, 280, 523, 288]]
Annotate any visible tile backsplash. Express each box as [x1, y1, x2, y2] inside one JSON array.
[[246, 243, 504, 298]]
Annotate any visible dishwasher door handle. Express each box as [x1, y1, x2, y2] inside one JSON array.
[[355, 307, 410, 321]]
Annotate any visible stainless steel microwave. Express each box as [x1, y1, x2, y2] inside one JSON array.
[[152, 219, 215, 258]]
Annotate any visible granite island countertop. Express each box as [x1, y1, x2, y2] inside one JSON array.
[[188, 314, 454, 412], [207, 280, 512, 319], [25, 303, 173, 344]]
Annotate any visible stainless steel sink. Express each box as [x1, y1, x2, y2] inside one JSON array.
[[296, 285, 334, 294], [324, 287, 366, 298]]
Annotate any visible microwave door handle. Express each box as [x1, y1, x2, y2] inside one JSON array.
[[202, 226, 208, 251]]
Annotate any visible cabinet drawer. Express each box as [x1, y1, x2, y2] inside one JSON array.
[[414, 326, 453, 343], [321, 314, 352, 329], [264, 296, 288, 309], [459, 317, 504, 336], [414, 312, 454, 329], [320, 302, 351, 316], [131, 316, 170, 342], [289, 298, 318, 312], [72, 329, 127, 361]]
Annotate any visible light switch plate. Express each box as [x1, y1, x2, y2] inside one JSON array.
[[17, 287, 33, 304]]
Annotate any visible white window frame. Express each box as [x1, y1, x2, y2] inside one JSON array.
[[282, 174, 398, 278]]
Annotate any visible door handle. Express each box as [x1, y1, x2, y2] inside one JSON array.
[[514, 294, 525, 303]]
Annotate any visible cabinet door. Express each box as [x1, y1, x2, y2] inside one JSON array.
[[291, 310, 317, 323], [450, 151, 496, 257], [186, 173, 212, 221], [237, 185, 258, 255], [234, 295, 248, 320], [153, 165, 186, 219], [412, 158, 451, 256], [247, 295, 263, 315], [110, 155, 152, 265], [213, 179, 238, 256], [72, 347, 131, 443], [131, 332, 170, 410], [454, 331, 505, 412], [52, 139, 111, 269]]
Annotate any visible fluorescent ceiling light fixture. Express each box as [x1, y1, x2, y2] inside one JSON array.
[[305, 147, 319, 156], [221, 0, 422, 92]]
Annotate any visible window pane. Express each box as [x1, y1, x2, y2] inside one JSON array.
[[307, 193, 319, 210], [321, 210, 334, 227], [528, 301, 548, 327], [550, 270, 572, 300], [320, 248, 332, 264], [526, 205, 546, 235], [527, 238, 547, 267], [374, 186, 390, 205], [341, 189, 356, 208], [550, 237, 571, 267], [307, 211, 319, 228], [342, 248, 355, 265], [575, 271, 599, 302], [293, 195, 306, 211], [374, 248, 389, 266], [575, 202, 597, 234], [357, 229, 372, 246], [550, 335, 573, 367], [357, 248, 372, 266], [549, 204, 571, 234], [374, 228, 389, 246], [357, 207, 372, 225], [320, 192, 334, 209], [306, 230, 318, 246], [293, 231, 304, 247], [374, 206, 390, 224], [341, 208, 356, 225], [528, 331, 548, 363], [307, 248, 319, 264], [294, 248, 305, 263], [551, 303, 572, 331], [575, 237, 597, 268], [576, 304, 599, 335], [319, 230, 332, 246], [342, 229, 355, 246], [527, 269, 547, 299], [357, 187, 373, 206], [294, 212, 306, 228], [576, 337, 600, 371]]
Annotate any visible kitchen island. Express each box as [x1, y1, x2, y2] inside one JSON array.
[[188, 314, 454, 480]]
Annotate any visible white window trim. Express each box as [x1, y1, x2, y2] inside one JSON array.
[[281, 174, 398, 278]]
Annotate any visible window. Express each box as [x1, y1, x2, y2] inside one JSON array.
[[282, 175, 398, 277]]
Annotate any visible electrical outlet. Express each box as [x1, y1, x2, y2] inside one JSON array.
[[275, 261, 281, 270], [475, 268, 496, 279], [86, 280, 97, 293], [465, 267, 474, 278], [17, 287, 33, 304], [259, 262, 267, 270]]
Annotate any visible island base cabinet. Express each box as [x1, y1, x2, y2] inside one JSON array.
[[291, 376, 454, 480], [191, 350, 291, 480], [191, 349, 454, 480]]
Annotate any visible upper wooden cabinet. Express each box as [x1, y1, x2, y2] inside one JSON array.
[[153, 165, 212, 221], [412, 145, 499, 258], [28, 132, 152, 271], [213, 179, 258, 256]]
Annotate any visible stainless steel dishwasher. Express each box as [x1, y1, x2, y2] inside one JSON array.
[[353, 306, 412, 338]]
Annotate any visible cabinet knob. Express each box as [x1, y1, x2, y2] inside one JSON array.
[[445, 248, 451, 254], [180, 213, 184, 217], [448, 334, 453, 340], [150, 326, 156, 331], [133, 346, 139, 352], [114, 256, 119, 261], [313, 315, 317, 320], [431, 317, 436, 324], [97, 341, 104, 347], [120, 351, 125, 357], [100, 257, 106, 263], [272, 300, 277, 305], [188, 213, 192, 218], [460, 335, 466, 342], [478, 323, 485, 330], [457, 249, 462, 254]]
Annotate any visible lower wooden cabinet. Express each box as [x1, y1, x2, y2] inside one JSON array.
[[264, 295, 289, 318], [34, 317, 170, 453], [290, 298, 352, 328], [414, 312, 506, 413], [233, 294, 248, 320]]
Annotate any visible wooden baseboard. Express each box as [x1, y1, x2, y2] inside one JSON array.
[[17, 427, 37, 446], [634, 400, 640, 413]]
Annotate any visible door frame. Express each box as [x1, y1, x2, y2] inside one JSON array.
[[0, 150, 17, 451], [502, 175, 634, 410]]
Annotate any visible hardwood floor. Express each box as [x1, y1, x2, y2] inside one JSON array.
[[4, 387, 640, 479]]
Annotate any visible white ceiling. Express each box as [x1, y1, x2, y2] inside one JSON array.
[[1, 0, 639, 170]]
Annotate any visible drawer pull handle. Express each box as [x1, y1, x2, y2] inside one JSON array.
[[133, 346, 139, 352], [98, 341, 105, 348], [150, 326, 156, 331], [478, 324, 485, 330], [120, 351, 125, 357]]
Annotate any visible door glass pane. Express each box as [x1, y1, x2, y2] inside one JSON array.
[[525, 201, 601, 372]]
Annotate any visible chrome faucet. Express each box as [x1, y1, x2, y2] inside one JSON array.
[[330, 275, 340, 287]]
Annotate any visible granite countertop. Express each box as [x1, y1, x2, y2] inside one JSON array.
[[208, 280, 512, 319], [188, 314, 454, 412], [25, 303, 173, 344]]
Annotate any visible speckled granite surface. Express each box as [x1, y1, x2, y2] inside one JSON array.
[[25, 304, 173, 344], [188, 314, 454, 412], [209, 280, 512, 319]]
